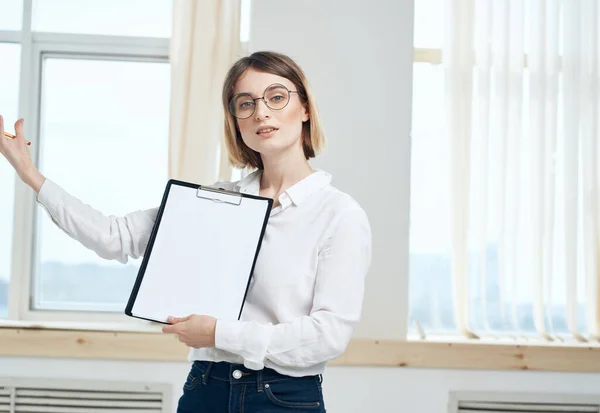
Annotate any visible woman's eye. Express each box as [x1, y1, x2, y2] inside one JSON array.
[[239, 101, 254, 109], [270, 95, 284, 102]]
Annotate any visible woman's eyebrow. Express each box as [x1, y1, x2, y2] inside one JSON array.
[[234, 84, 290, 97], [233, 90, 255, 97]]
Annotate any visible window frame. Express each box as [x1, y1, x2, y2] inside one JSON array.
[[413, 47, 441, 65], [4, 0, 170, 326]]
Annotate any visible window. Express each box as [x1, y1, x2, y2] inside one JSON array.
[[413, 0, 442, 49], [0, 0, 23, 31], [409, 0, 454, 335], [2, 1, 253, 325], [409, 1, 600, 341], [34, 57, 170, 313], [2, 1, 172, 323], [32, 0, 172, 38]]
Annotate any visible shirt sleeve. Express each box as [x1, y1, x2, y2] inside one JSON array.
[[36, 179, 159, 264], [214, 207, 372, 370]]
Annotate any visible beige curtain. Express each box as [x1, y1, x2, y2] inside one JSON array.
[[444, 0, 477, 339], [444, 0, 600, 341], [168, 0, 242, 185]]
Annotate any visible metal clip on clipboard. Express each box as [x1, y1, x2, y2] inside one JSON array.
[[196, 186, 242, 206]]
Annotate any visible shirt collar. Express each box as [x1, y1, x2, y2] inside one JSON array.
[[285, 169, 332, 205], [235, 169, 332, 205], [235, 169, 262, 195]]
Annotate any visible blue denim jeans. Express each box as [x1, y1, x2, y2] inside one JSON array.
[[177, 361, 326, 413]]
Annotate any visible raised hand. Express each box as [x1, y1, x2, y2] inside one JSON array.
[[0, 116, 45, 192]]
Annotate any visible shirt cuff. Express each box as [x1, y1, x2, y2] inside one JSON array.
[[36, 178, 58, 205], [214, 319, 242, 354]]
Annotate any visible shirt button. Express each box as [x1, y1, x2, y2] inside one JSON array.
[[232, 370, 242, 379]]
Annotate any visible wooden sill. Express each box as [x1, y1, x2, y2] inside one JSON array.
[[2, 326, 600, 372]]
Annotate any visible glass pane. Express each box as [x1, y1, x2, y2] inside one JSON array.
[[408, 62, 456, 333], [240, 0, 251, 43], [32, 0, 172, 37], [413, 0, 444, 49], [35, 57, 170, 312], [0, 43, 21, 318], [0, 0, 23, 30]]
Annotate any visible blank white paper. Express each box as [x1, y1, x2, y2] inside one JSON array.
[[130, 184, 270, 323]]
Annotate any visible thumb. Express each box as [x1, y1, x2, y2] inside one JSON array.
[[14, 119, 25, 140]]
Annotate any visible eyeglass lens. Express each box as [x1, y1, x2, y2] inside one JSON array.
[[231, 84, 291, 119]]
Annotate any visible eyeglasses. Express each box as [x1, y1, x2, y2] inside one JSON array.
[[229, 83, 299, 119]]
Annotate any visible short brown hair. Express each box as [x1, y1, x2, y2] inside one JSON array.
[[222, 51, 325, 169]]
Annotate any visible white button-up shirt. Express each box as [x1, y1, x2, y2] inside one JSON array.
[[37, 169, 372, 377]]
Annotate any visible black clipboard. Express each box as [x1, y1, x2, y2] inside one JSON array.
[[125, 179, 273, 324]]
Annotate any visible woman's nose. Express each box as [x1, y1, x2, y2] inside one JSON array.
[[254, 99, 271, 120]]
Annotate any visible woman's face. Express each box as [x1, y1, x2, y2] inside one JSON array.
[[232, 69, 309, 160]]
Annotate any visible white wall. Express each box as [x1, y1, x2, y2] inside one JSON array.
[[3, 1, 600, 413], [3, 357, 600, 412], [249, 0, 413, 340]]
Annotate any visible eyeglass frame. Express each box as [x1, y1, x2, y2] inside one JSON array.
[[228, 83, 300, 119]]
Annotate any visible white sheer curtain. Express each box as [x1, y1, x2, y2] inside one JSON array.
[[444, 0, 600, 341], [168, 0, 242, 185]]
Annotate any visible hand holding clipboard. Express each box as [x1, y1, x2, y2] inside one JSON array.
[[125, 180, 272, 325]]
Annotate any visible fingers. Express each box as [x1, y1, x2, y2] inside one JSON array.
[[162, 323, 181, 334], [168, 315, 192, 324], [1, 117, 30, 147], [162, 315, 192, 333]]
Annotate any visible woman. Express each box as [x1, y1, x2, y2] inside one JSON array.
[[0, 51, 372, 413]]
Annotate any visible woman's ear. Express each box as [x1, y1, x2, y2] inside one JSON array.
[[302, 105, 310, 122]]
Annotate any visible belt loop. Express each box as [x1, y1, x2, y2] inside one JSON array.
[[257, 369, 264, 392], [202, 362, 213, 385]]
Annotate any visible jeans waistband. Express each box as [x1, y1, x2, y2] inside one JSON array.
[[193, 360, 321, 386]]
